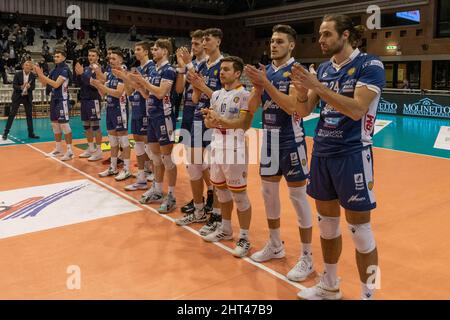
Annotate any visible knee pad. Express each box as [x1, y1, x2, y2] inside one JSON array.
[[134, 141, 146, 157], [150, 152, 163, 166], [60, 123, 71, 134], [83, 121, 91, 131], [161, 154, 175, 170], [261, 180, 280, 220], [288, 186, 313, 229], [186, 164, 203, 181], [119, 135, 129, 148], [231, 191, 251, 212], [318, 214, 341, 240], [51, 122, 61, 134], [216, 188, 233, 203], [108, 135, 119, 147], [348, 223, 376, 254]]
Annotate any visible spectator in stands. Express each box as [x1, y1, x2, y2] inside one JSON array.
[[77, 27, 86, 45], [42, 40, 52, 62], [7, 46, 17, 73], [98, 25, 106, 50], [15, 29, 25, 51], [129, 25, 137, 41], [41, 19, 52, 39], [26, 25, 35, 46], [56, 20, 64, 40], [0, 53, 11, 84], [0, 33, 9, 53], [38, 58, 49, 76], [401, 79, 410, 89]]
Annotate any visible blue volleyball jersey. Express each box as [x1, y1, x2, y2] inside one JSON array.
[[183, 58, 207, 113], [49, 62, 70, 100], [262, 57, 305, 150], [194, 55, 223, 121], [313, 49, 386, 157], [129, 59, 155, 118], [77, 65, 102, 101], [105, 65, 128, 110], [146, 61, 177, 118]]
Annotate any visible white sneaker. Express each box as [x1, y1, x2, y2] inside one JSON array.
[[232, 238, 251, 258], [202, 227, 233, 242], [250, 241, 285, 263], [115, 169, 132, 181], [287, 255, 315, 282], [297, 275, 342, 300], [79, 150, 92, 158], [139, 188, 164, 204], [88, 149, 103, 161], [46, 149, 63, 157], [99, 167, 118, 177], [124, 181, 148, 191], [61, 151, 74, 161], [198, 213, 222, 236], [175, 208, 208, 226]]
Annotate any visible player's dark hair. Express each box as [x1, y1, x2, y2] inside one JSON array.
[[155, 38, 173, 56], [272, 24, 297, 42], [88, 48, 100, 56], [190, 29, 205, 39], [204, 28, 223, 40], [322, 14, 366, 48], [111, 49, 124, 60], [54, 48, 67, 57], [135, 41, 153, 56], [221, 56, 244, 76]]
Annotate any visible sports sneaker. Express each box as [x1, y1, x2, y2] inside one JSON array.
[[287, 255, 315, 282], [158, 193, 176, 214], [88, 149, 103, 162], [175, 208, 208, 226], [250, 241, 285, 263], [204, 190, 214, 213], [202, 226, 233, 242], [139, 187, 164, 204], [297, 275, 342, 300], [115, 169, 132, 181], [124, 181, 148, 191], [46, 149, 63, 157], [181, 199, 195, 214], [79, 150, 92, 158], [61, 151, 74, 161], [98, 167, 118, 177], [232, 238, 251, 258], [198, 212, 222, 236]]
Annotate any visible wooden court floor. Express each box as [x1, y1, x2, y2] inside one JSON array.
[[0, 137, 449, 300]]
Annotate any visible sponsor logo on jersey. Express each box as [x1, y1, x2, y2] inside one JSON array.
[[347, 67, 356, 76], [368, 181, 374, 191], [283, 71, 291, 78], [233, 96, 240, 104]]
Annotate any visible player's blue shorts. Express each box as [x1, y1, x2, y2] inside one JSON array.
[[307, 147, 376, 212], [181, 105, 194, 134], [50, 99, 69, 123], [131, 116, 148, 136], [259, 141, 309, 182], [106, 106, 128, 132], [147, 114, 176, 146], [80, 99, 101, 122]]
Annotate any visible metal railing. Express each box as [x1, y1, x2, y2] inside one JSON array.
[[383, 88, 450, 95]]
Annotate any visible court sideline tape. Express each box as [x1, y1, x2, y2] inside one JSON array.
[[23, 142, 308, 295]]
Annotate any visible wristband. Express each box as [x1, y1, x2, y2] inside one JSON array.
[[186, 62, 194, 70]]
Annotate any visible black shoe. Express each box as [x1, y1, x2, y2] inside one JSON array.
[[181, 199, 195, 214], [205, 190, 214, 213], [28, 134, 40, 139], [2, 133, 7, 140]]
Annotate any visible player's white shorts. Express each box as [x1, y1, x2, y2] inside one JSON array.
[[210, 162, 248, 192]]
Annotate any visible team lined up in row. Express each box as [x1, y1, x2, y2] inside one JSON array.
[[33, 14, 385, 300]]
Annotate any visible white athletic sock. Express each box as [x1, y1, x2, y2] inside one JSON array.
[[361, 281, 375, 300], [302, 243, 312, 257], [194, 202, 204, 211], [168, 186, 175, 195], [124, 159, 130, 171], [67, 144, 73, 153], [269, 228, 282, 247], [88, 142, 95, 153], [137, 169, 146, 183], [221, 219, 232, 235], [239, 228, 249, 240], [111, 157, 118, 170], [324, 263, 338, 287], [212, 207, 221, 216], [56, 141, 62, 152], [207, 185, 213, 191], [154, 182, 162, 193]]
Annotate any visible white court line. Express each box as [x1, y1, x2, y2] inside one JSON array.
[[25, 142, 307, 292]]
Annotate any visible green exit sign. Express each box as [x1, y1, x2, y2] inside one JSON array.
[[386, 45, 398, 50]]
